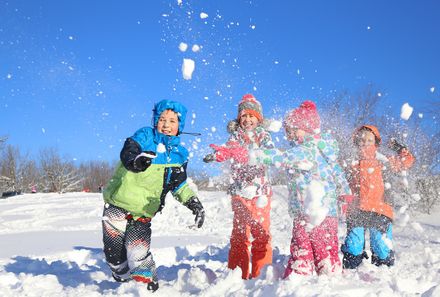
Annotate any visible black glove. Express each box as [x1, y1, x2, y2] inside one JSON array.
[[185, 197, 205, 228], [203, 153, 216, 163], [388, 138, 407, 153], [133, 151, 156, 172], [227, 120, 239, 134]]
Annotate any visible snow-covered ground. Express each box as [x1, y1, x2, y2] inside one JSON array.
[[0, 187, 439, 296]]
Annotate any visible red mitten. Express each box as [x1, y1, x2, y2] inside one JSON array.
[[209, 144, 231, 162], [229, 146, 249, 164], [338, 195, 357, 216], [338, 195, 356, 204]]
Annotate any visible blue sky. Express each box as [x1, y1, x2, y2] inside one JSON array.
[[1, 0, 439, 172]]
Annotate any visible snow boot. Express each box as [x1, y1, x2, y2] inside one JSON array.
[[112, 272, 130, 283], [342, 251, 368, 269], [147, 281, 159, 292], [371, 250, 394, 267]]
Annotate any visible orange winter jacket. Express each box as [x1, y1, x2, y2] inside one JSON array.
[[348, 125, 415, 219]]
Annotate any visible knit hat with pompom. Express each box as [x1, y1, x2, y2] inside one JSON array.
[[283, 100, 321, 134], [237, 94, 263, 123]]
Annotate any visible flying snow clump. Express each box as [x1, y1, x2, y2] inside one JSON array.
[[267, 120, 282, 133], [182, 59, 195, 80], [179, 42, 188, 52], [400, 103, 413, 120]]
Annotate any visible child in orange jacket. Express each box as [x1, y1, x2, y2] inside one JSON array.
[[341, 125, 415, 268], [204, 94, 274, 279]]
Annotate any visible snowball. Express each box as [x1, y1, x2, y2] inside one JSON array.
[[430, 86, 435, 93], [304, 180, 328, 230], [200, 12, 208, 19], [411, 194, 421, 201], [6, 73, 12, 79], [157, 143, 166, 153], [411, 222, 424, 232], [192, 44, 201, 52], [179, 42, 188, 52], [397, 213, 410, 227], [182, 58, 195, 80], [240, 186, 258, 199], [267, 120, 282, 132], [400, 103, 413, 120], [256, 195, 268, 208]]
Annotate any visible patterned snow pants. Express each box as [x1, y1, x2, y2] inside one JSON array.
[[284, 216, 341, 278], [102, 203, 158, 283]]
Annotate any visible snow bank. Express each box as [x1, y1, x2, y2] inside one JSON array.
[[0, 190, 440, 296]]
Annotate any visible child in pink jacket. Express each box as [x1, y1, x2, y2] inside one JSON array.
[[254, 101, 351, 276]]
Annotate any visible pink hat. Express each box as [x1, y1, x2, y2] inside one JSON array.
[[283, 100, 321, 134]]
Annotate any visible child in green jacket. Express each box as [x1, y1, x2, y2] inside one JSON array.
[[102, 100, 204, 292]]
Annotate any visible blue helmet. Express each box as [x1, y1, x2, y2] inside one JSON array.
[[152, 100, 188, 134]]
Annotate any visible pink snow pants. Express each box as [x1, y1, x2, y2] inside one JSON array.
[[284, 216, 341, 277]]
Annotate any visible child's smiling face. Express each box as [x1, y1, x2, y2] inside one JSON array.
[[357, 130, 376, 148], [157, 109, 179, 136], [239, 113, 259, 131]]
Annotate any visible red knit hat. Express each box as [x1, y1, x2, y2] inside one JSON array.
[[237, 94, 263, 122], [283, 100, 321, 134]]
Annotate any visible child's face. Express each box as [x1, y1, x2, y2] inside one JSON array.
[[239, 113, 259, 131], [285, 126, 305, 142], [157, 109, 179, 136], [357, 130, 376, 148]]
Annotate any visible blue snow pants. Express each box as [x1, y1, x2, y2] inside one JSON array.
[[341, 210, 394, 268]]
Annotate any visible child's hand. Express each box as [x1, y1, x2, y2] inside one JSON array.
[[388, 138, 407, 153], [338, 195, 357, 216], [133, 151, 156, 172], [184, 197, 205, 228], [203, 153, 216, 163], [209, 144, 231, 162]]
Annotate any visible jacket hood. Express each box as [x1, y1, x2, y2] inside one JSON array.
[[152, 100, 188, 133]]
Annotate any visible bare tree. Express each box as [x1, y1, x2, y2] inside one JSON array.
[[320, 84, 388, 162], [39, 148, 82, 193], [79, 160, 114, 192], [320, 85, 440, 214], [0, 145, 26, 193]]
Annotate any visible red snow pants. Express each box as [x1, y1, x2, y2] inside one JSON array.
[[284, 216, 341, 278], [228, 195, 272, 279]]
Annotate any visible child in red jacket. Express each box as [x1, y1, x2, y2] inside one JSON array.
[[204, 94, 274, 279], [341, 125, 415, 268]]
